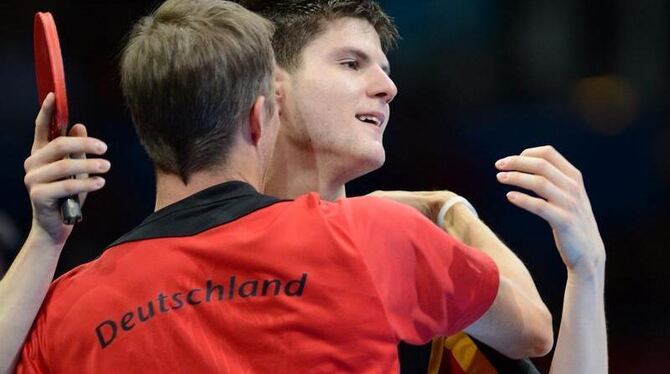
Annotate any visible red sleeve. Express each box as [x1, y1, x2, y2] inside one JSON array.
[[15, 305, 49, 374], [339, 196, 499, 345]]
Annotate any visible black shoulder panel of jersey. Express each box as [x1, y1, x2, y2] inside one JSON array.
[[108, 181, 284, 248]]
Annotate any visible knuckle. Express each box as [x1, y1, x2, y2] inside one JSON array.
[[538, 146, 551, 156], [566, 180, 580, 195], [29, 186, 44, 202], [506, 171, 518, 182], [52, 138, 67, 154], [53, 160, 70, 176], [537, 159, 550, 174], [24, 172, 34, 187], [23, 157, 33, 173], [533, 199, 547, 215], [564, 196, 578, 211]]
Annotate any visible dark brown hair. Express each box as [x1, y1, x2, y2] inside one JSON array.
[[120, 0, 275, 183], [237, 0, 398, 71]]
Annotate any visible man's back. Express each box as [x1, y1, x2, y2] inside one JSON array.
[[18, 182, 497, 373]]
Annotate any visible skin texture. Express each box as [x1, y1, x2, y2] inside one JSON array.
[[0, 94, 110, 374], [495, 146, 607, 374], [268, 14, 605, 371], [265, 18, 397, 201], [3, 13, 606, 374], [266, 17, 553, 359]]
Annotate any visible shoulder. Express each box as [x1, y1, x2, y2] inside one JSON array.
[[290, 192, 424, 224], [43, 262, 92, 305]]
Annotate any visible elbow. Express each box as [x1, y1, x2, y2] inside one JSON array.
[[516, 304, 554, 359]]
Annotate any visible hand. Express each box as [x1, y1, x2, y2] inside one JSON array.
[[367, 190, 458, 222], [23, 93, 110, 246], [495, 145, 605, 275]]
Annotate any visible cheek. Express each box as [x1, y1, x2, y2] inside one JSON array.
[[296, 85, 344, 126], [305, 80, 358, 120]]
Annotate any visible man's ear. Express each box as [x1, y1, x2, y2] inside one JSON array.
[[248, 95, 267, 145], [274, 66, 288, 114]]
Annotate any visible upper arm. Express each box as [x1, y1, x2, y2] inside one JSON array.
[[341, 197, 500, 344]]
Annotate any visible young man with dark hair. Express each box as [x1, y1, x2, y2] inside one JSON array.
[[4, 0, 554, 372], [2, 1, 606, 373], [236, 1, 606, 373], [237, 0, 544, 371]]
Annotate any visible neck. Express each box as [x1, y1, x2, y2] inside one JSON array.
[[155, 163, 261, 211], [265, 131, 347, 201]]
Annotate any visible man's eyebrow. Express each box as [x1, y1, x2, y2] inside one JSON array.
[[337, 47, 391, 75]]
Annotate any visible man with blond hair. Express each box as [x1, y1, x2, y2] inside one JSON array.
[[6, 0, 555, 372], [4, 1, 607, 373], [238, 1, 607, 373]]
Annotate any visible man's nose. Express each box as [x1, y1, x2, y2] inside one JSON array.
[[368, 66, 398, 104]]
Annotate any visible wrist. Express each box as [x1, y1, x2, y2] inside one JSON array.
[[567, 255, 606, 283], [437, 196, 478, 226], [26, 223, 67, 252]]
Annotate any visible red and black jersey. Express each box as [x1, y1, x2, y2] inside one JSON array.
[[18, 181, 498, 373]]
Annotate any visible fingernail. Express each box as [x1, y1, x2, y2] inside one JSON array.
[[97, 142, 108, 153], [99, 160, 111, 171], [496, 172, 507, 181], [506, 192, 516, 201], [495, 158, 507, 168], [94, 177, 106, 187]]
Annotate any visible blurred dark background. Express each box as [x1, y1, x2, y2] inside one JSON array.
[[1, 0, 668, 372]]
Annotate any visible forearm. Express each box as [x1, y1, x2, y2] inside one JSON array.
[[441, 204, 544, 310], [550, 267, 607, 374], [370, 190, 553, 356], [442, 204, 552, 357], [0, 228, 63, 374]]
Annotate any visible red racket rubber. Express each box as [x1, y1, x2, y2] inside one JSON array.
[[34, 12, 82, 225]]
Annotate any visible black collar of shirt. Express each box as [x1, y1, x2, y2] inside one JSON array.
[[108, 181, 283, 248]]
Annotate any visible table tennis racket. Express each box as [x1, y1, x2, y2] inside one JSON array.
[[34, 12, 82, 225]]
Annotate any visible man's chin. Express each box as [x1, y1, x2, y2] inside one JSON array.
[[345, 151, 386, 182]]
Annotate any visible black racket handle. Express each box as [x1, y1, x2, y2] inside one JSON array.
[[60, 192, 82, 225]]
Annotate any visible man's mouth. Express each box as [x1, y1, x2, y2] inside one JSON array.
[[355, 113, 384, 127]]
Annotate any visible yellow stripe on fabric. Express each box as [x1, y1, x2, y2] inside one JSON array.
[[427, 336, 446, 374], [443, 332, 498, 374]]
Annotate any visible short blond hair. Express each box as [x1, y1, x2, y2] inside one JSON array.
[[121, 0, 275, 183]]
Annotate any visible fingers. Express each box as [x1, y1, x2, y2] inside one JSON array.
[[24, 136, 107, 173], [68, 124, 89, 175], [33, 93, 56, 153], [29, 177, 106, 207], [495, 154, 575, 190], [24, 158, 111, 187], [495, 145, 583, 227], [505, 191, 568, 228], [496, 171, 572, 205], [519, 145, 581, 181]]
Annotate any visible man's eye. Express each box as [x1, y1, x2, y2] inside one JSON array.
[[342, 60, 360, 70]]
